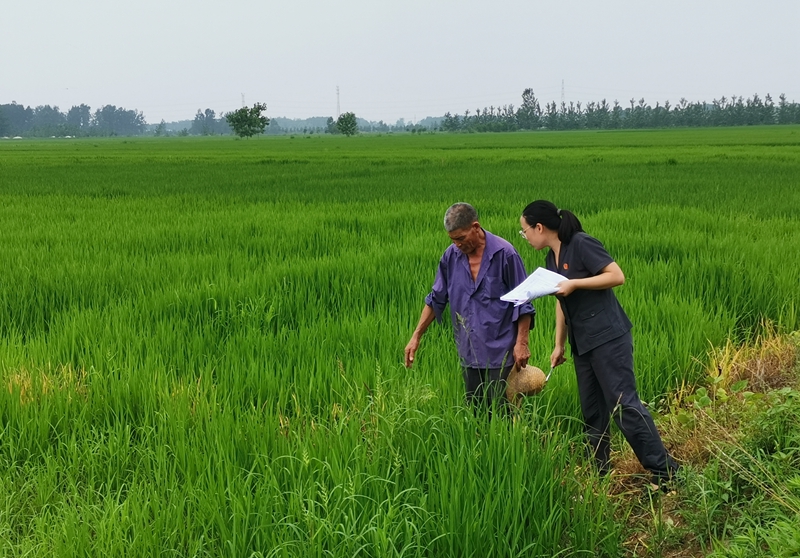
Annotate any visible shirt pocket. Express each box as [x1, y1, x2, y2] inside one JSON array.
[[576, 306, 613, 339], [486, 275, 507, 300]]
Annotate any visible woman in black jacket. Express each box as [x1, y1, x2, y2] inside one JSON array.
[[519, 200, 678, 488]]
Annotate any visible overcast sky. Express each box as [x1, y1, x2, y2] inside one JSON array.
[[3, 0, 799, 124]]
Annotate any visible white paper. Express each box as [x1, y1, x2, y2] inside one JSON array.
[[501, 267, 568, 306]]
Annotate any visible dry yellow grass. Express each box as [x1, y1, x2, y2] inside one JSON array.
[[5, 363, 87, 404], [707, 322, 798, 392], [614, 324, 799, 478], [609, 326, 800, 557]]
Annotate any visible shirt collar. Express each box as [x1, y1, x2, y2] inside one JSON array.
[[481, 229, 504, 257]]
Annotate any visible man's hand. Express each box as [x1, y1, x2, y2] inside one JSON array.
[[514, 341, 530, 369], [404, 336, 420, 368], [406, 306, 436, 369], [550, 345, 566, 369]]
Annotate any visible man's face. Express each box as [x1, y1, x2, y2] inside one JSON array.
[[448, 222, 480, 254]]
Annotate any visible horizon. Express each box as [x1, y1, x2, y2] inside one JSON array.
[[5, 88, 800, 129]]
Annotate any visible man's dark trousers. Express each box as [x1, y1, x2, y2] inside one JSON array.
[[462, 365, 513, 419]]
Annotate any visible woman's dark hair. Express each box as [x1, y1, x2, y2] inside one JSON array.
[[522, 200, 583, 244]]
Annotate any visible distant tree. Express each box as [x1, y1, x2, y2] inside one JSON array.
[[562, 101, 582, 130], [92, 105, 146, 136], [762, 93, 775, 124], [264, 120, 284, 135], [191, 108, 219, 135], [0, 102, 33, 136], [191, 110, 205, 135], [440, 112, 461, 132], [777, 94, 795, 124], [31, 105, 66, 136], [225, 103, 269, 138], [585, 99, 611, 129], [66, 104, 92, 135], [662, 100, 672, 127], [609, 100, 622, 129], [517, 88, 541, 130], [543, 102, 560, 130], [325, 117, 338, 134], [154, 120, 167, 137], [336, 112, 358, 136]]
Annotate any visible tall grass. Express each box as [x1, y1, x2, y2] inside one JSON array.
[[1, 127, 799, 556]]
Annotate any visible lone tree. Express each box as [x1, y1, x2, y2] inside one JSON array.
[[336, 112, 358, 136], [325, 116, 338, 134], [225, 103, 269, 138]]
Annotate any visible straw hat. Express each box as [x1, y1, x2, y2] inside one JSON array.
[[506, 364, 547, 406]]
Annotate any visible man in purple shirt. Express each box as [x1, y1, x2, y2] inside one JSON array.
[[404, 203, 535, 413]]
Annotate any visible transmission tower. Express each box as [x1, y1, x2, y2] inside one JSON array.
[[336, 86, 340, 119], [241, 93, 245, 108], [561, 80, 565, 105]]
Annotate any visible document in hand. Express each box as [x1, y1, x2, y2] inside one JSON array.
[[501, 267, 569, 306]]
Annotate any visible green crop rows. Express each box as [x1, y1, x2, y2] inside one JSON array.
[[1, 127, 799, 556]]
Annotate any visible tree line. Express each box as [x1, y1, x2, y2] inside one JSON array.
[[0, 101, 394, 138], [0, 102, 146, 137], [441, 89, 800, 132], [5, 90, 800, 138]]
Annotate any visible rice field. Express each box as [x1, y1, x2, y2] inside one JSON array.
[[1, 127, 799, 556]]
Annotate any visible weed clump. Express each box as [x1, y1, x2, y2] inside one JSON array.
[[612, 326, 800, 557]]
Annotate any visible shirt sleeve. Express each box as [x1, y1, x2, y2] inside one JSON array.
[[503, 248, 536, 322], [576, 234, 615, 276], [424, 255, 449, 323]]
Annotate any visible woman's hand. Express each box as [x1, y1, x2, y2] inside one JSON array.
[[554, 263, 625, 297], [550, 345, 566, 368], [555, 280, 577, 297]]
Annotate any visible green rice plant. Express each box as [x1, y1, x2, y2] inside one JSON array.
[[1, 126, 799, 556]]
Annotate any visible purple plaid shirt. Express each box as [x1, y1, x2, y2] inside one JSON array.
[[425, 230, 535, 369]]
